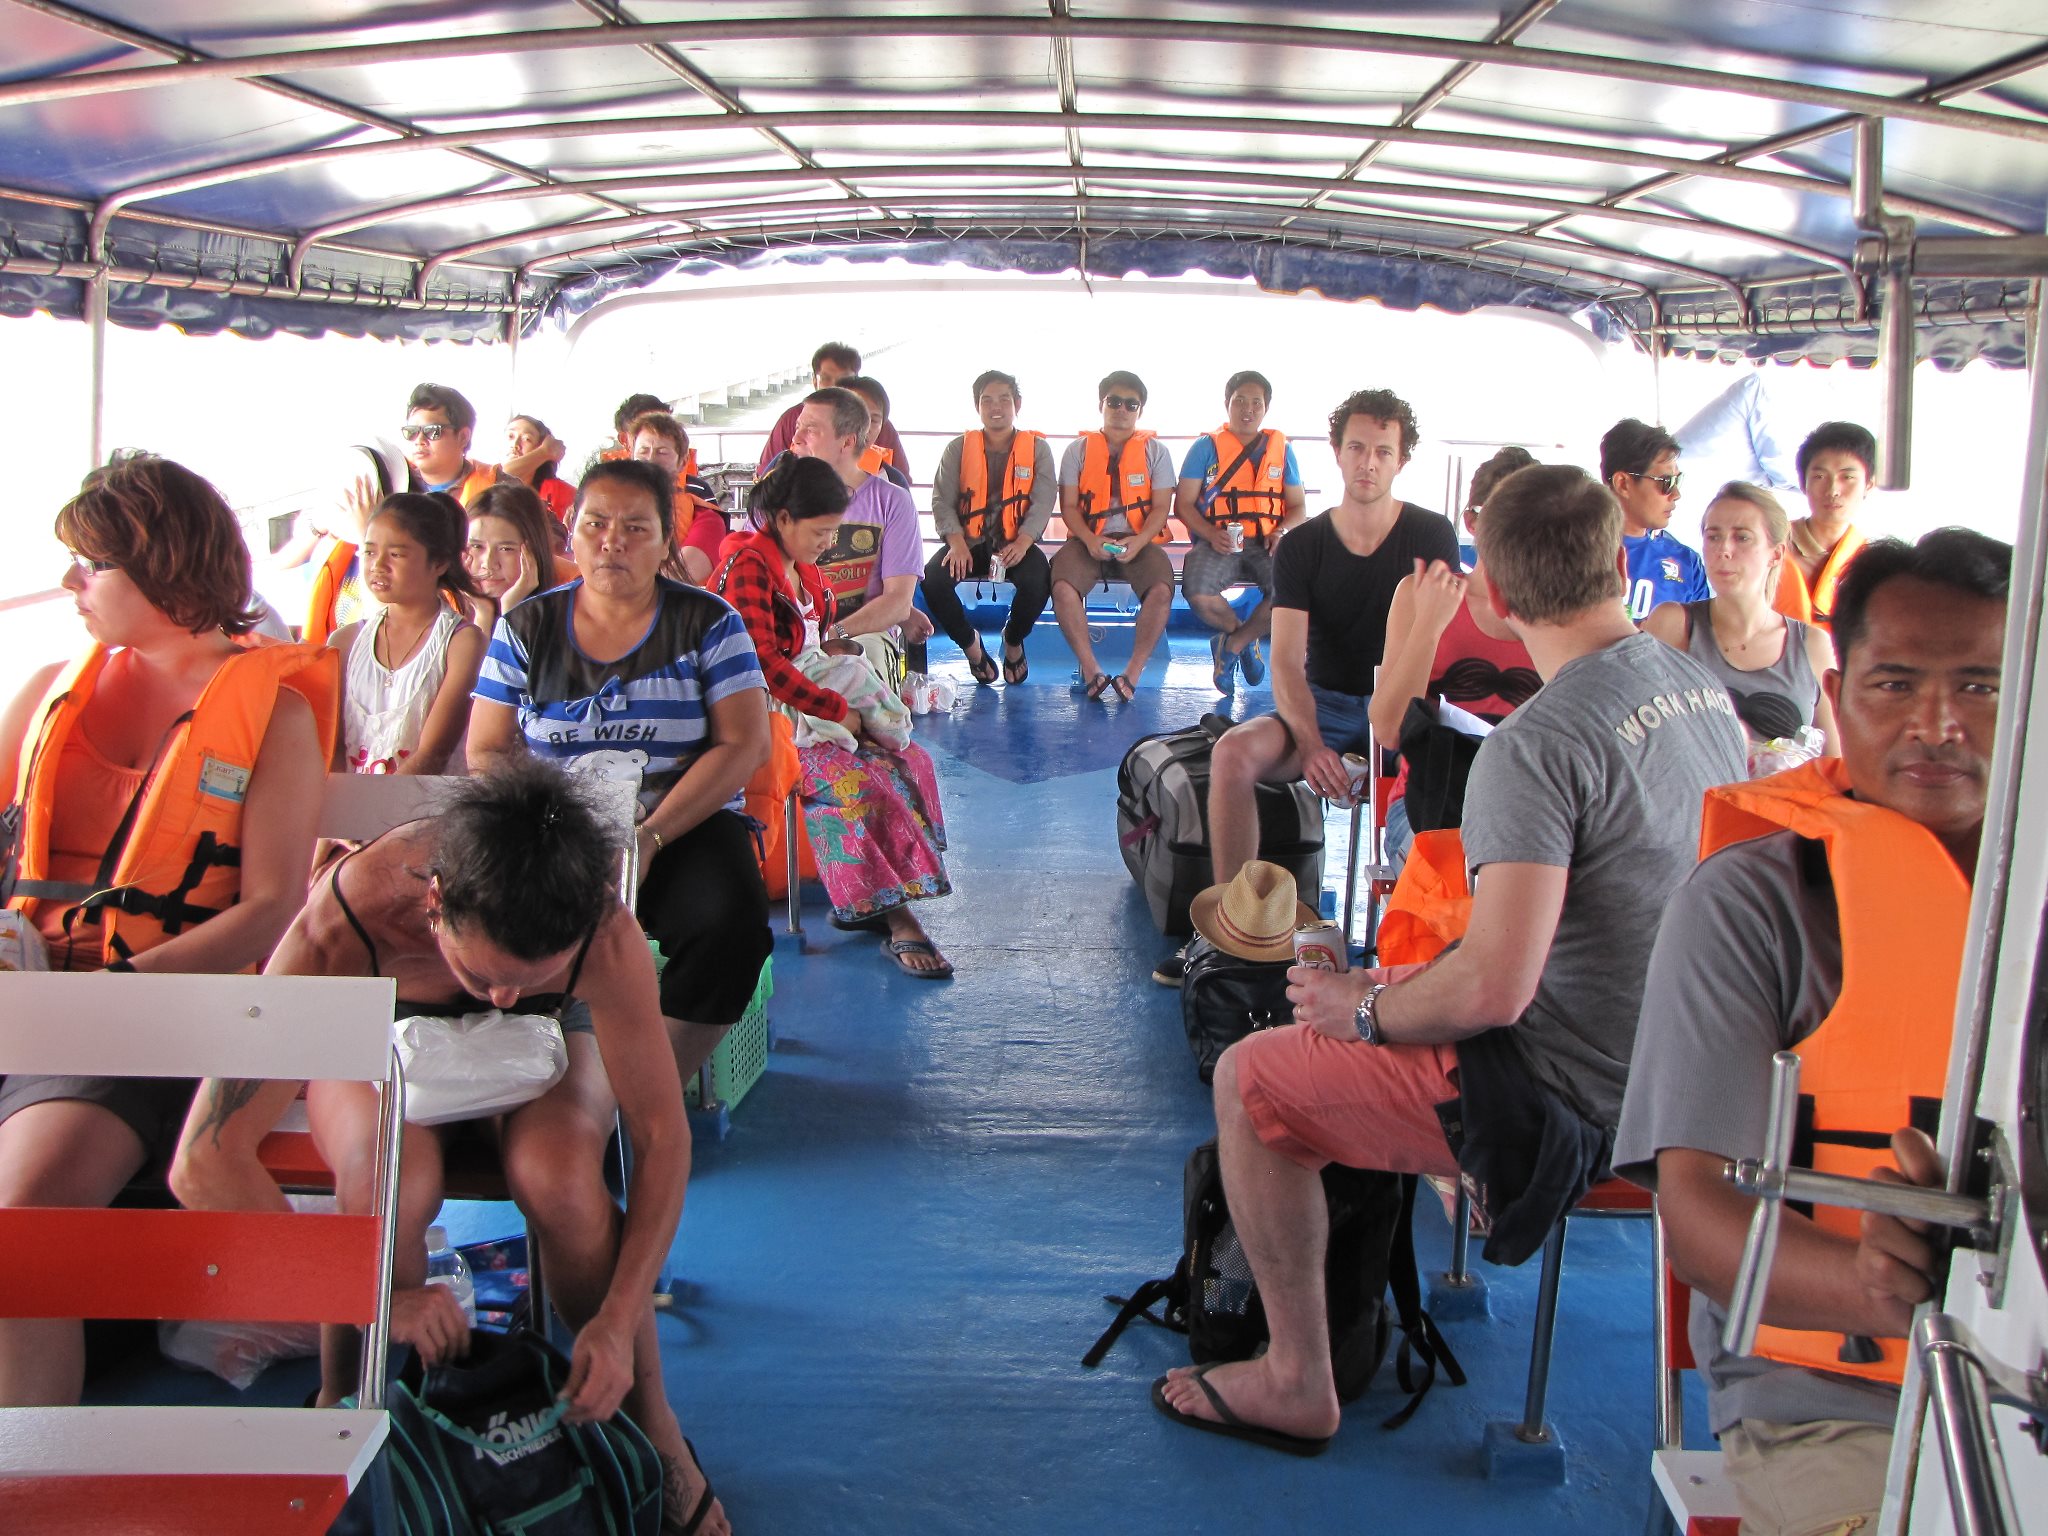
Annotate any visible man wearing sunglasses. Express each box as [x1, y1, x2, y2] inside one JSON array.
[[1603, 416, 1709, 622], [401, 383, 506, 507], [1053, 371, 1177, 702]]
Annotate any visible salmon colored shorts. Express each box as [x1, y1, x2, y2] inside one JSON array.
[[1232, 1023, 1462, 1176]]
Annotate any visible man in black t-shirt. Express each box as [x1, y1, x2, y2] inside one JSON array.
[[1156, 387, 1457, 985]]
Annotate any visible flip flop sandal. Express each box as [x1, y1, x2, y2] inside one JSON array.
[[668, 1436, 719, 1536], [1084, 672, 1112, 701], [966, 644, 999, 686], [1109, 675, 1137, 702], [1002, 645, 1029, 685], [1150, 1365, 1332, 1458], [830, 912, 891, 934], [882, 936, 955, 980]]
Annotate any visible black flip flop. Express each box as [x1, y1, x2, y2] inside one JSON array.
[[1002, 644, 1029, 686], [1109, 675, 1136, 702], [1084, 671, 1112, 701], [830, 912, 891, 934], [1150, 1365, 1333, 1458], [966, 643, 999, 686], [669, 1436, 719, 1536]]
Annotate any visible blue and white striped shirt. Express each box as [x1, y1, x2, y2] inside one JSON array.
[[473, 578, 766, 813]]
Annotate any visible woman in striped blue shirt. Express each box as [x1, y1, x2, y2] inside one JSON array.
[[469, 459, 774, 1086]]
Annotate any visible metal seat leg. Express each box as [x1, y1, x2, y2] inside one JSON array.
[[1519, 1218, 1568, 1443]]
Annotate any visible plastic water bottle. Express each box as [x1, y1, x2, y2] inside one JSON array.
[[424, 1226, 477, 1325]]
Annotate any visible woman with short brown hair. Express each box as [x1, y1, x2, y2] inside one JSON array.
[[0, 453, 334, 1406]]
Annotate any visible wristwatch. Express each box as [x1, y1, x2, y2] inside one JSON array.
[[829, 623, 851, 643], [1354, 983, 1390, 1046]]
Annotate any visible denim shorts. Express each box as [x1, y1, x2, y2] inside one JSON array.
[[1307, 684, 1373, 757]]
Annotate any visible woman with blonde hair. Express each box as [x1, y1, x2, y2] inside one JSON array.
[[1644, 480, 1838, 766]]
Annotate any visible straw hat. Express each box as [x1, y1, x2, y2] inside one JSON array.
[[1189, 860, 1319, 963]]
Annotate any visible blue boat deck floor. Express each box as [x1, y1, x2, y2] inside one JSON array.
[[637, 623, 1699, 1533], [94, 618, 1705, 1533]]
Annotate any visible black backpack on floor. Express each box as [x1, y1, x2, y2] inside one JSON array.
[[1179, 940, 1293, 1083], [1084, 1140, 1463, 1425]]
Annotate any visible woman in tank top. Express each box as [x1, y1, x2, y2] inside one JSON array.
[[331, 492, 486, 775], [1371, 447, 1544, 865], [1644, 481, 1839, 765]]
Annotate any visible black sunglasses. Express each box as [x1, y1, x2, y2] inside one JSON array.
[[1102, 394, 1143, 412], [400, 423, 452, 443]]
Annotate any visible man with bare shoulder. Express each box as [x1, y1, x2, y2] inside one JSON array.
[[175, 761, 731, 1536]]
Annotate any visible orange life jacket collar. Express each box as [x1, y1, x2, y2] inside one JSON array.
[[1199, 427, 1290, 538], [1699, 757, 1968, 1385], [956, 429, 1042, 546], [9, 640, 340, 965], [1073, 430, 1157, 534]]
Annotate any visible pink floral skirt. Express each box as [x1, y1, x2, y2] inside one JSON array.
[[796, 740, 950, 920]]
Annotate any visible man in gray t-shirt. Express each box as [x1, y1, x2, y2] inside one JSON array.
[[1614, 528, 2010, 1536], [1156, 465, 1746, 1453]]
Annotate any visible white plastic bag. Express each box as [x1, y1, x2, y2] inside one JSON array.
[[395, 1010, 568, 1126], [0, 910, 49, 972], [158, 1196, 333, 1389], [1748, 726, 1827, 779]]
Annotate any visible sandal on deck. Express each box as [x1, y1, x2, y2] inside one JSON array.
[[666, 1437, 719, 1536], [882, 936, 955, 979], [1150, 1365, 1332, 1459], [1109, 674, 1136, 702], [965, 642, 999, 686], [1002, 644, 1029, 686], [1084, 671, 1112, 701]]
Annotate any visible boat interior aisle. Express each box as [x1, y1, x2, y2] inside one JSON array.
[[624, 630, 1677, 1533]]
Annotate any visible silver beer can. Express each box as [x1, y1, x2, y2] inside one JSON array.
[[1293, 920, 1349, 972], [989, 554, 1007, 584], [1341, 752, 1373, 800], [1226, 524, 1245, 553]]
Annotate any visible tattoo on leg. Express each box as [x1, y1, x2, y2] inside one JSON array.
[[195, 1079, 266, 1149]]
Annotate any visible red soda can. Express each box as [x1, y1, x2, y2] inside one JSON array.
[[1293, 920, 1349, 972]]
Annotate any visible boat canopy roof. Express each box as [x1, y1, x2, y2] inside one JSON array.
[[1, 3, 2043, 366]]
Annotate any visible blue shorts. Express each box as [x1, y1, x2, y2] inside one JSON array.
[[1306, 684, 1373, 757]]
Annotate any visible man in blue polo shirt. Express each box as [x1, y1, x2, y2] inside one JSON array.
[[1603, 417, 1709, 621]]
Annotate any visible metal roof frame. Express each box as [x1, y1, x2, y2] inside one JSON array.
[[0, 2, 2043, 377]]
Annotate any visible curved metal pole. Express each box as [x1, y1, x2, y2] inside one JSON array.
[[12, 14, 2048, 154], [407, 162, 1851, 297], [515, 203, 1743, 305], [82, 98, 2005, 278], [278, 107, 1890, 279]]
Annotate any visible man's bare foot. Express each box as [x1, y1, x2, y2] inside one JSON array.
[[659, 1444, 730, 1536], [1158, 1357, 1340, 1440]]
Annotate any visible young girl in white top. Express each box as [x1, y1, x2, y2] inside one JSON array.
[[331, 492, 486, 775]]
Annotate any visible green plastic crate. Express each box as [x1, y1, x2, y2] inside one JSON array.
[[648, 942, 772, 1111]]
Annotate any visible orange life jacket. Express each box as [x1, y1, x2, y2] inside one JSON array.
[[1071, 430, 1158, 534], [857, 443, 894, 477], [304, 536, 357, 645], [1376, 829, 1472, 968], [956, 430, 1043, 546], [1698, 756, 1967, 1385], [7, 640, 340, 965], [1198, 427, 1290, 539], [1773, 524, 1865, 631]]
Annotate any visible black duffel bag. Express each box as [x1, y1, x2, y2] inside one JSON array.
[[1179, 939, 1293, 1083]]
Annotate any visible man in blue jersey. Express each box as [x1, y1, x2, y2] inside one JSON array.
[[1603, 417, 1709, 622]]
